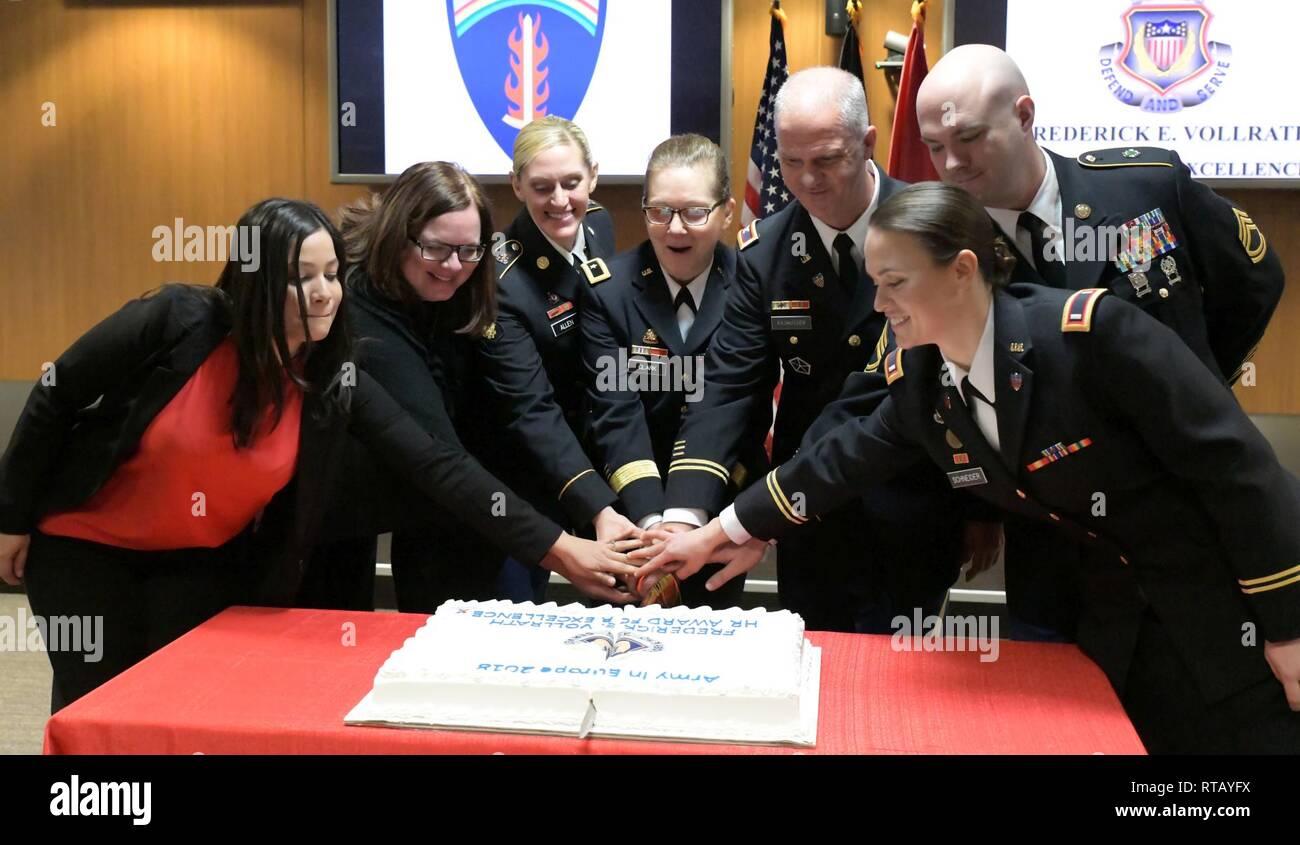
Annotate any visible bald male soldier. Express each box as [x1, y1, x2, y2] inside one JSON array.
[[655, 67, 968, 632], [915, 44, 1285, 637]]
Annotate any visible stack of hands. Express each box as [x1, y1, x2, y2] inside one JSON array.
[[539, 509, 768, 605], [539, 510, 1010, 606]]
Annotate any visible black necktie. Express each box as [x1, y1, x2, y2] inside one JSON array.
[[962, 376, 995, 408], [673, 287, 697, 315], [833, 232, 858, 294], [1018, 211, 1066, 288]]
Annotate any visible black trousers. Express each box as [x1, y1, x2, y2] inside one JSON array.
[[1121, 608, 1300, 754], [300, 442, 510, 612], [23, 530, 257, 712], [777, 505, 961, 634]]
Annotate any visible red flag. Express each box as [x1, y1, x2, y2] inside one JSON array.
[[887, 0, 940, 183]]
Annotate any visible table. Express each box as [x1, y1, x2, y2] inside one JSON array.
[[44, 607, 1145, 754]]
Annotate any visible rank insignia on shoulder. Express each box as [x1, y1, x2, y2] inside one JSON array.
[[483, 322, 498, 340], [493, 239, 523, 276], [1077, 147, 1174, 168], [1232, 208, 1268, 263], [884, 348, 904, 384], [736, 220, 760, 250], [580, 257, 611, 285], [586, 201, 606, 214], [1061, 288, 1108, 332]]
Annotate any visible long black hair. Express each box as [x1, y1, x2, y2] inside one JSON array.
[[215, 198, 352, 447]]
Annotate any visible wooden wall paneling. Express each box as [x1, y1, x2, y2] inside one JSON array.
[[1227, 188, 1300, 414], [0, 0, 306, 380]]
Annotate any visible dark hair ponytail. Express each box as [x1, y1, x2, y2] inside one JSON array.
[[871, 182, 1017, 287]]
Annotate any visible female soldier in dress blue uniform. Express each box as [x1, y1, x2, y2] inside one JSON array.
[[637, 182, 1300, 753], [581, 134, 770, 607], [467, 116, 640, 602]]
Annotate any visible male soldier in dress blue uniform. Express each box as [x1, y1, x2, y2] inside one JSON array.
[[914, 44, 1286, 638], [655, 68, 969, 632]]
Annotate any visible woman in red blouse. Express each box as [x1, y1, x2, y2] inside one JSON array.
[[0, 199, 639, 710]]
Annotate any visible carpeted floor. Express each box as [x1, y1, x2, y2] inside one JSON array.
[[0, 592, 55, 755]]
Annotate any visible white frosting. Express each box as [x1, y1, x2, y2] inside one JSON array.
[[345, 600, 820, 746]]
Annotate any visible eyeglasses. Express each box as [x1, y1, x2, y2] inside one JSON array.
[[410, 238, 486, 263], [641, 201, 724, 228]]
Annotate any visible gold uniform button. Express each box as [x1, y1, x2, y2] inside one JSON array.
[[789, 336, 799, 345], [1158, 288, 1169, 299], [536, 256, 550, 270], [1015, 489, 1027, 499], [848, 334, 861, 347], [680, 405, 688, 414]]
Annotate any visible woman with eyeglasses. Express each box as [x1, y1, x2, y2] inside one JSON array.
[[0, 198, 640, 708], [580, 134, 770, 606], [467, 115, 641, 602], [635, 182, 1300, 753], [299, 161, 640, 609]]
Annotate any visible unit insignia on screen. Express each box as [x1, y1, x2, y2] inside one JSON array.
[[447, 0, 607, 158], [1098, 1, 1232, 111]]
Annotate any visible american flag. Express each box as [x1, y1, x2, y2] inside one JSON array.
[[742, 4, 792, 226]]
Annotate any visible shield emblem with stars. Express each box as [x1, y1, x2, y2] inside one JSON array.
[[447, 0, 606, 160], [1119, 4, 1212, 95]]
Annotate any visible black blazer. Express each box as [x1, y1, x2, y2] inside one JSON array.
[[0, 285, 562, 603], [581, 241, 769, 523], [1009, 147, 1285, 382], [737, 284, 1300, 703]]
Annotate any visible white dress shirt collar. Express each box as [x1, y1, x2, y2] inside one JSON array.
[[542, 223, 589, 267], [663, 265, 710, 309], [809, 159, 881, 275], [941, 301, 999, 450], [985, 147, 1061, 261]]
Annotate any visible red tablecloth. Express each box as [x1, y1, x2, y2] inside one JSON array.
[[44, 607, 1145, 754]]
